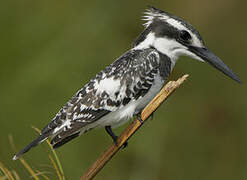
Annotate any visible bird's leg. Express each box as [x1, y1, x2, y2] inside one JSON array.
[[136, 113, 144, 124], [136, 112, 154, 123], [105, 126, 128, 148], [105, 126, 118, 145]]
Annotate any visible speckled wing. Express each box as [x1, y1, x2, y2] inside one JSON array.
[[41, 48, 168, 147]]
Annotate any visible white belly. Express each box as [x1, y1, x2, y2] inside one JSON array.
[[82, 75, 165, 131]]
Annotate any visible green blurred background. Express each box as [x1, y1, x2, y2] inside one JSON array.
[[0, 0, 246, 179]]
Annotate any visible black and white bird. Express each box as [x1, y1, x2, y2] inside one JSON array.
[[13, 7, 241, 160]]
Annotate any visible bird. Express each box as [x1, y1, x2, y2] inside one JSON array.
[[13, 6, 241, 160]]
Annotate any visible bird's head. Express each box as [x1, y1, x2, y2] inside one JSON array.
[[133, 7, 241, 83]]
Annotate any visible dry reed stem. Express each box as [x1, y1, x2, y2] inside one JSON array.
[[81, 74, 189, 180]]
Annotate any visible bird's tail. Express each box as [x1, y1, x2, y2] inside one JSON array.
[[12, 134, 48, 160]]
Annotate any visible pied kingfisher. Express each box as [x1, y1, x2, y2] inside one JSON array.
[[13, 6, 241, 160]]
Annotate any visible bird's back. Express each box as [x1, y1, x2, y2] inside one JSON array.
[[44, 48, 172, 146], [13, 47, 172, 159]]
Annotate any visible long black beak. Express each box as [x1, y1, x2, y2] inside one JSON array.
[[189, 46, 242, 83]]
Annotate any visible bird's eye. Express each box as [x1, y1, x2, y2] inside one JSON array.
[[179, 30, 192, 42]]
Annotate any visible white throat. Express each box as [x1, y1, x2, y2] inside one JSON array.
[[134, 32, 181, 69], [133, 32, 203, 69]]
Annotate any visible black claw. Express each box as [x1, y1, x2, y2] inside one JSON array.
[[112, 135, 118, 146], [136, 114, 144, 124], [113, 138, 118, 146], [151, 112, 154, 120], [122, 141, 128, 149], [105, 126, 118, 145], [105, 126, 129, 148]]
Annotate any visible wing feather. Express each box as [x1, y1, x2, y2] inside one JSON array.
[[43, 48, 162, 147]]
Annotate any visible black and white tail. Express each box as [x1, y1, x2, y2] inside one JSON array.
[[12, 134, 48, 160]]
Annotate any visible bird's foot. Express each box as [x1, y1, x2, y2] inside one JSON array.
[[136, 113, 144, 124], [122, 141, 128, 149], [105, 126, 128, 149], [113, 136, 128, 149], [113, 135, 128, 149]]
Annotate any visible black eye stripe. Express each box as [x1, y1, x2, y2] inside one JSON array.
[[179, 30, 192, 41]]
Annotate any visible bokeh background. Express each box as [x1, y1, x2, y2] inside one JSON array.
[[0, 0, 246, 179]]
